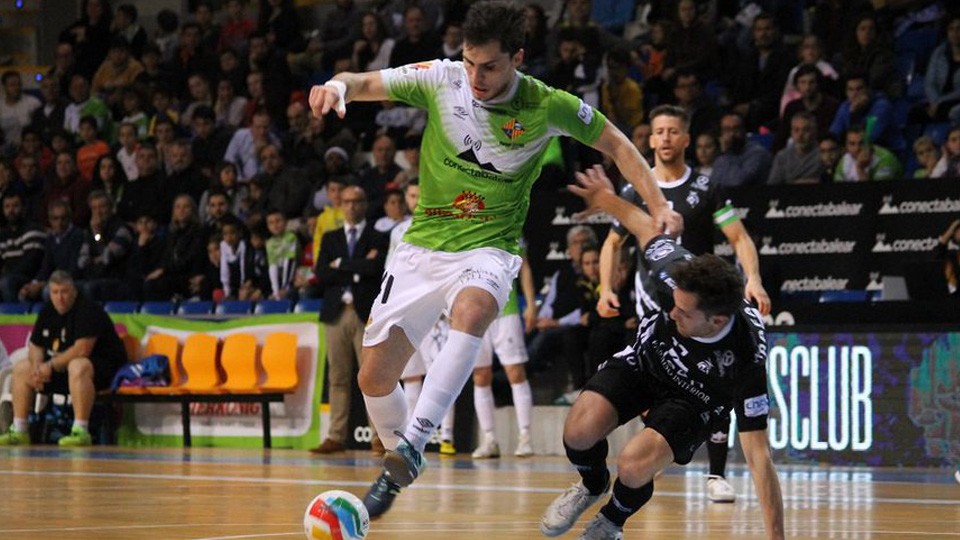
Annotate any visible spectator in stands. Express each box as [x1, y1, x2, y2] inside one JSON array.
[[259, 144, 311, 221], [672, 70, 721, 161], [388, 5, 441, 68], [246, 33, 294, 127], [0, 160, 15, 214], [712, 112, 772, 187], [165, 23, 216, 102], [520, 3, 549, 80], [14, 128, 53, 176], [600, 47, 643, 134], [153, 9, 180, 61], [202, 189, 242, 240], [257, 0, 304, 53], [134, 44, 165, 91], [359, 134, 403, 220], [199, 162, 247, 223], [75, 116, 110, 183], [20, 201, 84, 302], [373, 189, 407, 233], [635, 19, 669, 102], [695, 132, 719, 177], [556, 242, 600, 401], [77, 190, 134, 300], [0, 71, 42, 155], [666, 0, 721, 82], [111, 4, 147, 59], [912, 136, 942, 179], [379, 0, 443, 38], [352, 11, 396, 72], [219, 0, 255, 54], [818, 133, 842, 183], [143, 194, 206, 301], [841, 13, 901, 100], [728, 13, 793, 132], [90, 37, 143, 104], [30, 75, 67, 147], [265, 209, 299, 300], [90, 154, 128, 214], [311, 185, 387, 454], [0, 270, 126, 447], [0, 193, 46, 302], [835, 125, 903, 182], [244, 178, 268, 230], [125, 212, 164, 299], [932, 126, 960, 178], [630, 123, 654, 167], [63, 74, 111, 142], [190, 106, 233, 180], [780, 35, 839, 116], [201, 235, 222, 300], [180, 74, 213, 128], [935, 218, 960, 297], [49, 43, 78, 98], [319, 0, 360, 70], [768, 112, 821, 185], [119, 87, 149, 139], [281, 101, 320, 173], [312, 176, 346, 262], [60, 0, 114, 79], [148, 86, 179, 137], [214, 79, 247, 130], [220, 220, 257, 300], [224, 109, 281, 182], [916, 13, 960, 124], [14, 156, 45, 225], [193, 1, 221, 52], [439, 21, 464, 62], [548, 29, 601, 109], [217, 49, 248, 103], [776, 64, 840, 152], [119, 143, 165, 223], [830, 72, 905, 157], [550, 0, 618, 66], [44, 152, 90, 228], [115, 122, 139, 180], [164, 140, 206, 212]]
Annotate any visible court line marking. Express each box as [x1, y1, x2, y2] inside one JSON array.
[[1, 469, 958, 507]]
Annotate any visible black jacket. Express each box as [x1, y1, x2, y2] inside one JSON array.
[[316, 224, 387, 323]]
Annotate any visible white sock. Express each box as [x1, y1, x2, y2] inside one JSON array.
[[441, 406, 455, 441], [473, 384, 496, 435], [363, 384, 407, 450], [402, 379, 422, 424], [73, 420, 89, 431], [511, 381, 533, 433], [12, 417, 27, 433], [404, 330, 482, 451]]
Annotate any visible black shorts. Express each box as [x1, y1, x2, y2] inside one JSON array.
[[41, 358, 117, 395], [583, 356, 711, 465]]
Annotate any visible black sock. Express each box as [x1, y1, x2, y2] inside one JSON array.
[[564, 438, 610, 495], [600, 478, 654, 527], [708, 437, 729, 477]]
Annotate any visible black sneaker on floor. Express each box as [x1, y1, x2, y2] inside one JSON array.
[[363, 471, 402, 519]]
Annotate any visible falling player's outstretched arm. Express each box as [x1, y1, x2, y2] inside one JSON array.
[[570, 166, 660, 248], [308, 71, 389, 119], [590, 123, 684, 237], [740, 429, 785, 540]]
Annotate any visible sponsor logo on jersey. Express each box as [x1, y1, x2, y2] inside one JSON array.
[[424, 190, 494, 222], [765, 199, 863, 219], [455, 134, 501, 173], [502, 118, 525, 141], [692, 175, 710, 191], [878, 195, 960, 215], [743, 394, 769, 417], [871, 233, 939, 253], [453, 106, 468, 119], [577, 99, 593, 124], [646, 238, 676, 261]]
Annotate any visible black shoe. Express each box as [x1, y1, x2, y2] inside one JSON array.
[[363, 471, 401, 518]]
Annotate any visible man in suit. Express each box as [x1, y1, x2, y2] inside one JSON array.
[[311, 186, 388, 455]]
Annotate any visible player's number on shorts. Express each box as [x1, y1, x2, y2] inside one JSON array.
[[380, 273, 395, 304]]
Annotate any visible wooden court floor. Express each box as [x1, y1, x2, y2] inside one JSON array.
[[1, 446, 958, 539]]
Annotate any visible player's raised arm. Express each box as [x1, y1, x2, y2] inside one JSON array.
[[570, 165, 660, 248], [308, 71, 389, 119], [590, 123, 684, 237], [739, 429, 785, 540]]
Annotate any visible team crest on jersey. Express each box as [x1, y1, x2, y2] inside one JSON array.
[[502, 118, 525, 141]]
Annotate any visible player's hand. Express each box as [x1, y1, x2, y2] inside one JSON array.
[[745, 279, 771, 316], [652, 207, 684, 237], [308, 83, 346, 119], [523, 303, 538, 334], [596, 289, 620, 318], [570, 165, 616, 213]]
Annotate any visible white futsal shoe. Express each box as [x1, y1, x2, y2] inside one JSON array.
[[514, 430, 533, 457], [540, 479, 609, 537], [706, 474, 737, 503], [577, 514, 623, 540], [471, 432, 500, 459]]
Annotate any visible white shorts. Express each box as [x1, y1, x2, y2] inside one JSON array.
[[364, 242, 521, 348], [476, 314, 528, 368], [400, 317, 450, 379]]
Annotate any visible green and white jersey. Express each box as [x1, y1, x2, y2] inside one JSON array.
[[382, 60, 607, 254]]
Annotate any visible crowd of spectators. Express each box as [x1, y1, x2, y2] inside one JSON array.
[[0, 0, 955, 312]]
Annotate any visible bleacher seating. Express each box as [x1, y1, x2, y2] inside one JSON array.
[[140, 301, 176, 315], [294, 298, 323, 313], [178, 301, 213, 315], [0, 302, 29, 315], [255, 299, 292, 314], [216, 300, 252, 315], [104, 301, 138, 314]]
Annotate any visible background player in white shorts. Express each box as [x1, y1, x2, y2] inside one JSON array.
[[308, 0, 683, 518]]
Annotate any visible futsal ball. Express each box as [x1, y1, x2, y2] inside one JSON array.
[[303, 490, 370, 540]]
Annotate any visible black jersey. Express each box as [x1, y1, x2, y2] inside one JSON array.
[[623, 236, 770, 432]]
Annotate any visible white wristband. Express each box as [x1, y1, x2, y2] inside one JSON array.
[[323, 80, 347, 115]]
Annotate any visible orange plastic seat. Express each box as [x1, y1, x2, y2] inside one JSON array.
[[150, 334, 220, 394], [258, 332, 299, 393], [117, 333, 179, 395], [219, 333, 260, 392]]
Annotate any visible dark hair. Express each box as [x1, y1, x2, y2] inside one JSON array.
[[1, 70, 20, 85], [793, 63, 820, 87], [156, 9, 180, 33], [650, 104, 690, 131], [78, 115, 99, 132], [463, 1, 526, 55], [669, 254, 744, 316], [753, 12, 777, 29], [818, 133, 840, 146], [791, 110, 816, 127], [2, 191, 23, 204], [844, 71, 868, 87], [193, 104, 216, 121], [117, 3, 137, 22]]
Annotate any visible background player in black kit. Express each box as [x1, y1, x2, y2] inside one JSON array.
[[540, 166, 784, 540], [599, 104, 771, 503]]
